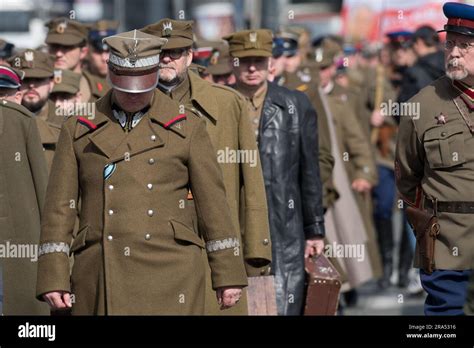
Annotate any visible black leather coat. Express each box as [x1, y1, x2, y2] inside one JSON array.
[[258, 82, 325, 315]]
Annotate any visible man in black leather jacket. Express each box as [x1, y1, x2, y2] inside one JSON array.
[[225, 29, 326, 315]]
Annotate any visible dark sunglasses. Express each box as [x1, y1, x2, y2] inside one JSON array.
[[161, 48, 188, 60]]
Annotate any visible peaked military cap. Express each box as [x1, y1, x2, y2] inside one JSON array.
[[0, 39, 15, 59], [386, 30, 413, 48], [224, 29, 273, 58], [51, 69, 81, 95], [103, 29, 167, 93], [45, 17, 89, 46], [8, 49, 55, 79], [314, 38, 342, 68], [141, 19, 194, 50], [440, 2, 474, 36], [207, 44, 233, 76], [0, 65, 24, 89], [89, 20, 119, 51]]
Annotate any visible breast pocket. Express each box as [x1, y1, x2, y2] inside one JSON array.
[[423, 124, 467, 169]]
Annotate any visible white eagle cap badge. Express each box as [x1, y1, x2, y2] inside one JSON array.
[[249, 32, 257, 43], [24, 50, 34, 62], [162, 22, 173, 37]]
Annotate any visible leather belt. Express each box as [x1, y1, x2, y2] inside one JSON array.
[[424, 198, 474, 214]]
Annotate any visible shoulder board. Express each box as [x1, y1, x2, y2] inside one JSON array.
[[211, 83, 245, 99], [164, 114, 186, 129], [0, 99, 34, 118], [296, 84, 309, 92]]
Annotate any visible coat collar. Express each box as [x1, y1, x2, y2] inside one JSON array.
[[77, 90, 186, 162], [259, 82, 287, 133], [264, 82, 288, 109], [187, 70, 219, 121]]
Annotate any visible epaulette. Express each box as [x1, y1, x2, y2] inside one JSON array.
[[211, 83, 246, 100], [0, 99, 34, 119]]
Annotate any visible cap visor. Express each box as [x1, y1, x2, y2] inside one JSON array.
[[46, 34, 84, 46], [231, 50, 272, 58], [108, 70, 158, 93], [162, 39, 194, 50], [24, 70, 54, 79], [0, 80, 20, 88], [51, 85, 78, 94], [207, 64, 233, 75], [438, 24, 474, 36]]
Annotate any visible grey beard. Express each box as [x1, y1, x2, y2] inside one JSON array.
[[157, 71, 186, 93]]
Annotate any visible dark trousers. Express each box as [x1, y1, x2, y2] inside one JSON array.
[[420, 269, 472, 315], [373, 166, 396, 220]]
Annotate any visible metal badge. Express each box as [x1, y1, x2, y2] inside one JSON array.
[[162, 22, 173, 37], [249, 32, 257, 43], [435, 113, 447, 125], [53, 69, 62, 84], [24, 50, 34, 62], [56, 21, 67, 34]]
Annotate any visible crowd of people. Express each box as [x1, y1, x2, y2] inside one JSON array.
[[0, 1, 473, 316]]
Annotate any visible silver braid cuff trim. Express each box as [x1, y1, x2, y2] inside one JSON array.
[[206, 238, 240, 253], [38, 242, 70, 257]]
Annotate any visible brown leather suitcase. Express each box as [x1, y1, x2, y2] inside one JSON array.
[[246, 276, 278, 315], [304, 254, 341, 315]]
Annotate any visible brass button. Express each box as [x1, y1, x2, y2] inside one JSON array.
[[108, 185, 114, 190], [147, 183, 153, 190], [147, 209, 154, 217], [262, 238, 269, 246], [107, 235, 113, 241], [260, 269, 266, 275], [145, 233, 151, 241], [150, 135, 156, 141], [108, 209, 114, 216], [148, 158, 155, 165]]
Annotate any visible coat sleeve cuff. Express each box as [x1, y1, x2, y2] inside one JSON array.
[[36, 252, 71, 301], [206, 240, 248, 290], [304, 219, 326, 239]]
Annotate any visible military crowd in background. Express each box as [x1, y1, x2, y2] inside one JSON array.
[[0, 1, 473, 316]]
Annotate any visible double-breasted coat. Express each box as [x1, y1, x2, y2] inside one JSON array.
[[35, 89, 247, 315], [166, 71, 272, 315], [0, 100, 49, 315]]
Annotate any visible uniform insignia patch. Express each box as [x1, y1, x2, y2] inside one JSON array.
[[24, 50, 34, 62], [54, 69, 62, 84], [164, 114, 186, 129], [162, 22, 173, 37], [56, 21, 67, 34], [435, 113, 447, 125], [78, 117, 97, 130], [104, 163, 116, 180], [249, 32, 257, 43]]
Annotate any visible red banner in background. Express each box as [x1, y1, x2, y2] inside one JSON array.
[[341, 0, 460, 42]]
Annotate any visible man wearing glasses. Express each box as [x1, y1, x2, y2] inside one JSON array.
[[396, 2, 474, 315], [141, 19, 271, 315]]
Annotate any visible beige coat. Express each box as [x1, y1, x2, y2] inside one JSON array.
[[173, 71, 272, 315], [36, 89, 247, 314], [0, 100, 49, 315]]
